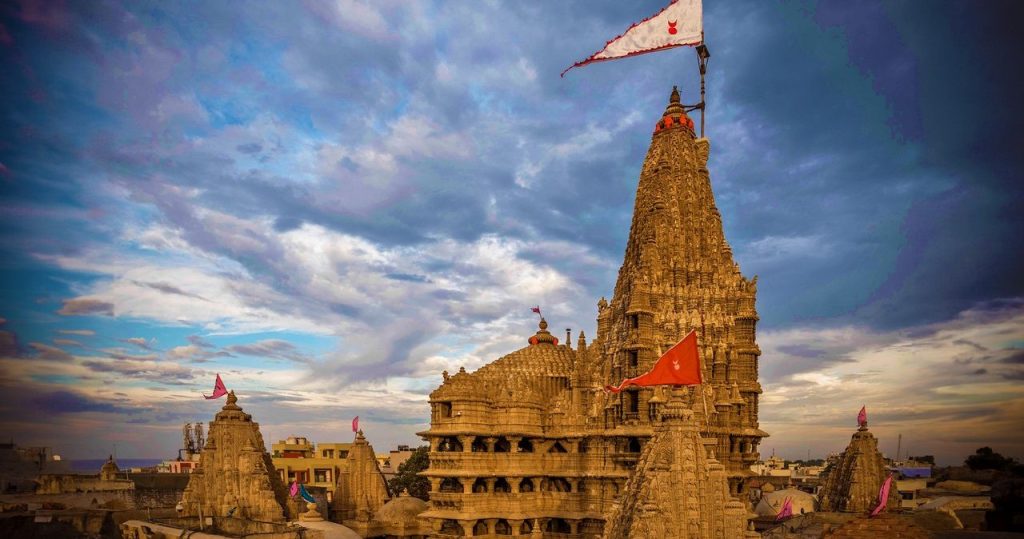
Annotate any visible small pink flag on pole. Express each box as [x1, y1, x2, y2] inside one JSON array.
[[289, 480, 298, 498], [775, 496, 793, 521], [857, 405, 867, 427], [531, 306, 542, 317], [203, 373, 228, 400], [870, 473, 893, 517], [352, 416, 359, 433]]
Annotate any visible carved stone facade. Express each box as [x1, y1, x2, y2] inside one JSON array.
[[181, 391, 293, 522], [602, 394, 750, 538], [419, 87, 765, 537], [818, 424, 899, 513]]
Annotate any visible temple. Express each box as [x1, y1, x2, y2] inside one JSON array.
[[180, 391, 292, 522], [419, 86, 765, 537], [818, 421, 899, 513]]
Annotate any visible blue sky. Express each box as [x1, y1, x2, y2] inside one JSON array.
[[1, 0, 1021, 465]]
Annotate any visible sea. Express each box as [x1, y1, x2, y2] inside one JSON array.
[[69, 458, 163, 472]]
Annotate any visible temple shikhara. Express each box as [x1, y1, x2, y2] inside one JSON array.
[[420, 87, 765, 538]]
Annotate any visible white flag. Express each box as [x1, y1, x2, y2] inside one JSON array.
[[562, 0, 703, 77]]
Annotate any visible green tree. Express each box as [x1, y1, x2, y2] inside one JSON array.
[[966, 447, 1016, 471], [387, 446, 430, 501]]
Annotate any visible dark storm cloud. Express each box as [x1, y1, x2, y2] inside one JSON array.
[[32, 390, 133, 415]]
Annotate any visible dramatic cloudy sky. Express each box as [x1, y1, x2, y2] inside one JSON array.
[[1, 0, 1021, 465]]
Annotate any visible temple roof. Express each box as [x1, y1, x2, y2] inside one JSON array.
[[375, 491, 428, 526]]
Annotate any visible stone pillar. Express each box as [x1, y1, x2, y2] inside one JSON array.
[[460, 520, 474, 536], [508, 436, 522, 453], [509, 519, 523, 536], [568, 478, 580, 493], [458, 436, 474, 453], [463, 479, 473, 494], [484, 437, 498, 452], [429, 438, 440, 452], [485, 518, 498, 534], [429, 477, 441, 494], [570, 520, 580, 534]]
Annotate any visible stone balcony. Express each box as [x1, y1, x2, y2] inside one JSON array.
[[426, 491, 610, 520]]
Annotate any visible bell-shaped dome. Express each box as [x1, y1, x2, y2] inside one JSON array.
[[754, 487, 817, 517]]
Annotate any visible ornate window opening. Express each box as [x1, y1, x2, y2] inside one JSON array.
[[440, 519, 464, 535], [471, 437, 488, 452], [548, 441, 567, 453], [494, 478, 511, 493], [494, 437, 511, 452], [546, 518, 572, 533], [473, 521, 489, 535], [495, 519, 512, 535], [517, 439, 534, 452], [438, 437, 462, 452], [472, 478, 488, 493], [439, 478, 463, 493], [519, 478, 534, 492]]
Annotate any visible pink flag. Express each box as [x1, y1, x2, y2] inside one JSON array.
[[870, 473, 893, 517], [289, 480, 298, 498], [775, 496, 793, 521], [351, 416, 359, 433], [531, 306, 542, 317], [562, 0, 703, 77], [857, 405, 867, 427], [203, 373, 228, 400]]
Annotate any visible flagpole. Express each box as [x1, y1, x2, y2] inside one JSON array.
[[696, 33, 710, 138]]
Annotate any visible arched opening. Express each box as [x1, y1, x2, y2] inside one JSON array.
[[577, 479, 588, 494], [493, 478, 511, 493], [548, 441, 567, 453], [494, 437, 511, 452], [472, 478, 488, 493], [439, 478, 463, 493], [520, 520, 533, 534], [627, 437, 642, 453], [495, 519, 512, 535], [519, 478, 534, 493], [579, 438, 589, 453], [473, 521, 488, 535], [545, 477, 571, 492], [438, 437, 463, 452], [440, 519, 464, 535], [546, 518, 572, 533], [471, 437, 488, 452], [517, 439, 534, 452]]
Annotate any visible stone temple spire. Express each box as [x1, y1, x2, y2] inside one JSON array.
[[180, 391, 292, 521], [602, 392, 755, 538], [819, 422, 899, 513], [590, 86, 765, 493]]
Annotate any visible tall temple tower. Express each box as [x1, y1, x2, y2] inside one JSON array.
[[419, 87, 765, 538], [588, 85, 766, 493]]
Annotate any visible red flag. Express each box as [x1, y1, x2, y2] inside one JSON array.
[[351, 416, 359, 433], [562, 0, 703, 77], [857, 405, 867, 427], [870, 473, 893, 516], [531, 306, 541, 317], [605, 330, 701, 392], [203, 373, 227, 400], [775, 497, 793, 521]]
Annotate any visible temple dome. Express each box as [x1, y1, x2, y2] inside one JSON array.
[[754, 487, 817, 517], [375, 491, 428, 526], [296, 519, 362, 539]]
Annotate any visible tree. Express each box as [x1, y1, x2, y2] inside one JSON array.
[[966, 447, 1016, 471], [387, 446, 430, 501]]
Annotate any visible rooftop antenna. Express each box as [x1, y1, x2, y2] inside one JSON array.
[[896, 433, 902, 463]]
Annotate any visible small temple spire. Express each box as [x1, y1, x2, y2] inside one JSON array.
[[528, 317, 559, 346]]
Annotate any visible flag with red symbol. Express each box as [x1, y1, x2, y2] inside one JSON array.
[[605, 330, 702, 392], [562, 0, 703, 76]]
